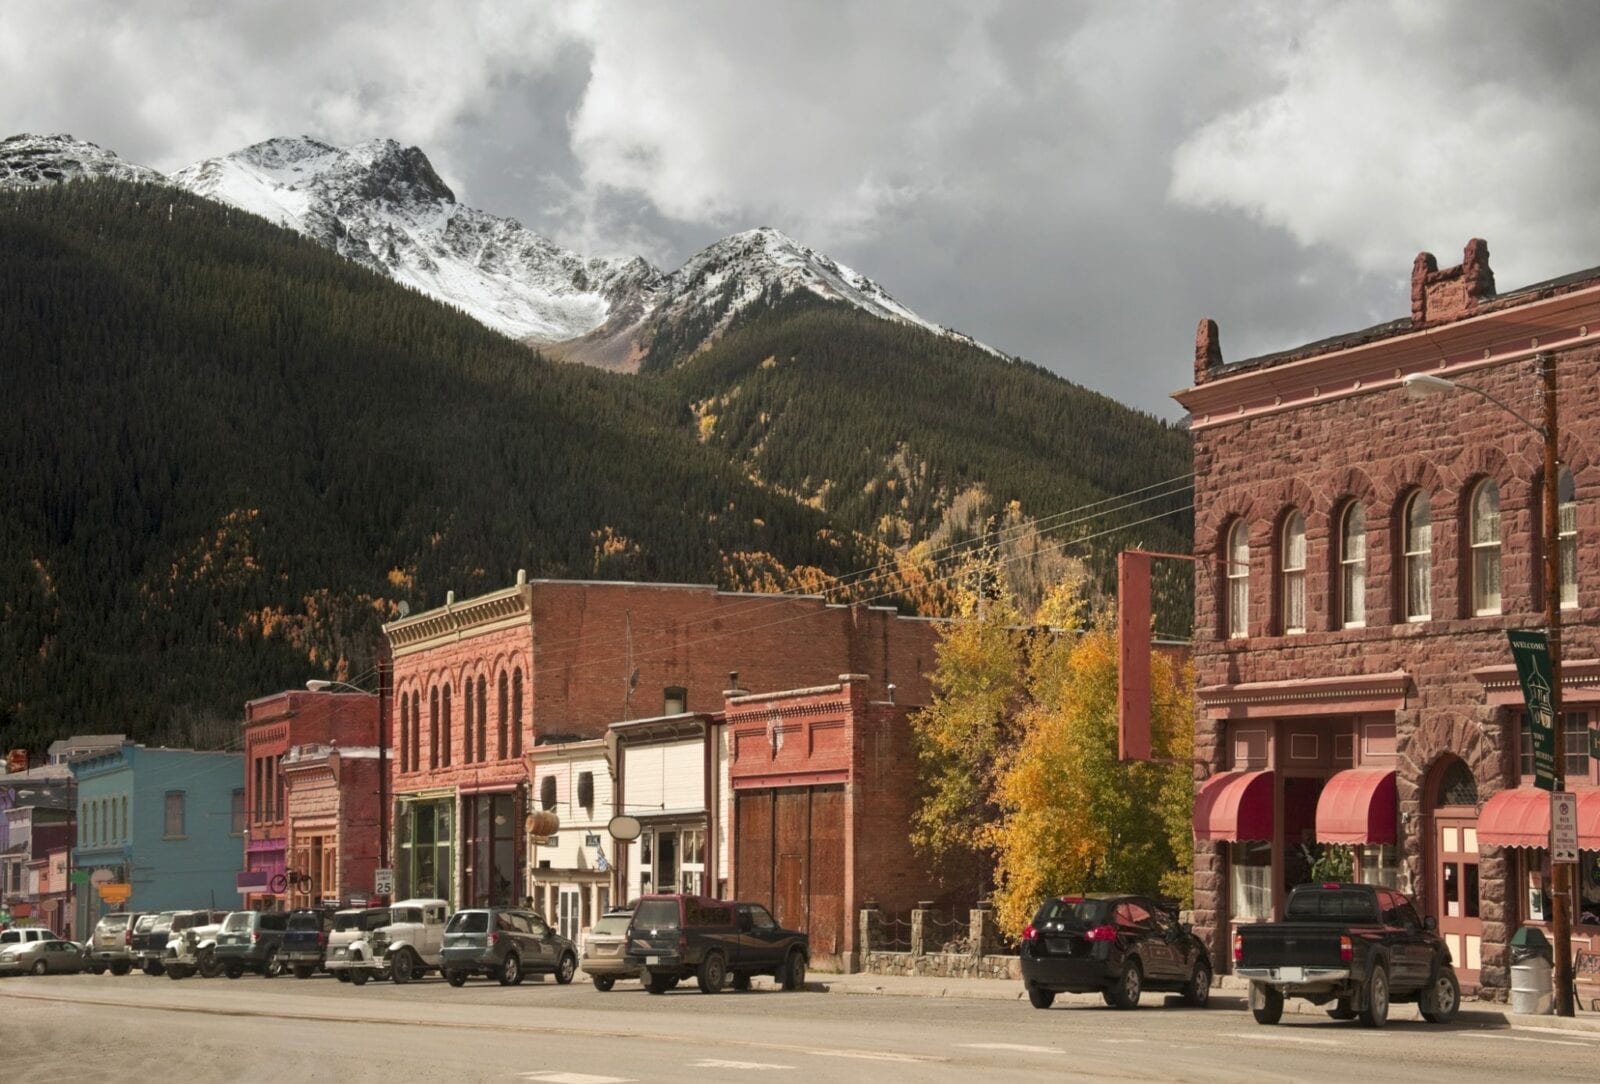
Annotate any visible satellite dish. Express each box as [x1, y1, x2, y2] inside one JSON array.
[[608, 815, 642, 842], [398, 601, 411, 617]]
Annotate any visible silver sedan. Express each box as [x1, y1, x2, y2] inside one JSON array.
[[0, 938, 88, 976]]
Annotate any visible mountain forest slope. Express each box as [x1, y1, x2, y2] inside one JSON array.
[[1, 179, 1191, 751]]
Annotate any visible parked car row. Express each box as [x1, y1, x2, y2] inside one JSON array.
[[1019, 884, 1461, 1030], [11, 893, 813, 997]]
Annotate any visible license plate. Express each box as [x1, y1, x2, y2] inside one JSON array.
[[1278, 966, 1305, 982], [647, 955, 661, 965]]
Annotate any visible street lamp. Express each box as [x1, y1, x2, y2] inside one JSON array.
[[1404, 356, 1573, 1017], [305, 663, 391, 872]]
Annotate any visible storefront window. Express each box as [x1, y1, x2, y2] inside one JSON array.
[[1230, 840, 1273, 921], [463, 792, 519, 907], [1357, 844, 1401, 889], [399, 799, 452, 902], [1579, 851, 1600, 928]]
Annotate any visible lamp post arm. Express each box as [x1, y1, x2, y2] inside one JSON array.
[[1450, 381, 1545, 440]]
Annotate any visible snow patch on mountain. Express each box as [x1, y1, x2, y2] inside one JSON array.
[[0, 133, 167, 188]]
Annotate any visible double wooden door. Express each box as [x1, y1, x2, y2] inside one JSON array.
[[1433, 814, 1482, 984]]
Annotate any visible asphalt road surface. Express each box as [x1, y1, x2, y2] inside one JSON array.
[[6, 970, 1599, 1082]]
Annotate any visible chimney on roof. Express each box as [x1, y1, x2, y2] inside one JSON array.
[[1411, 238, 1495, 326], [1194, 318, 1223, 384]]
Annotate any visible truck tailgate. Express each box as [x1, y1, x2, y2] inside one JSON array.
[[1238, 924, 1352, 969]]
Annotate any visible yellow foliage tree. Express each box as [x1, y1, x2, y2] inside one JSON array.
[[987, 617, 1194, 938]]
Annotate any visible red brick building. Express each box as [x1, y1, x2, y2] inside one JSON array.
[[1175, 240, 1600, 997], [281, 743, 383, 908], [726, 675, 926, 970], [239, 691, 380, 908], [382, 574, 940, 909]]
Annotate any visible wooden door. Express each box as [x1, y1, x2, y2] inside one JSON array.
[[1434, 815, 1483, 984], [808, 786, 845, 955], [776, 853, 804, 931]]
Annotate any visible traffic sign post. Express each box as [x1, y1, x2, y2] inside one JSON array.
[[1552, 792, 1579, 864], [374, 868, 394, 897]]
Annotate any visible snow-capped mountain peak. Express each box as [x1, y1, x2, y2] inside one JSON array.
[[0, 133, 167, 188]]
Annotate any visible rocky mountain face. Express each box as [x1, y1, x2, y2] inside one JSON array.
[[0, 133, 166, 188], [2, 133, 991, 368]]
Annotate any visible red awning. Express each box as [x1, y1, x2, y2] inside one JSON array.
[[1194, 770, 1274, 842], [1478, 788, 1600, 849], [1316, 769, 1397, 845]]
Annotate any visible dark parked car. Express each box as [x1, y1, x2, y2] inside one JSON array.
[[581, 908, 640, 991], [1234, 883, 1459, 1028], [281, 908, 338, 978], [440, 908, 579, 987], [131, 912, 175, 975], [623, 895, 809, 995], [215, 909, 291, 978], [1020, 895, 1212, 1010]]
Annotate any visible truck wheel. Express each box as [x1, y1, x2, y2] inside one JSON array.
[[697, 951, 727, 994], [499, 953, 521, 986], [146, 960, 165, 977], [1249, 982, 1284, 1025], [592, 974, 616, 992], [1107, 959, 1143, 1009], [1327, 998, 1357, 1020], [225, 963, 244, 979], [731, 972, 751, 992], [391, 950, 417, 985], [446, 969, 469, 987], [555, 952, 577, 986], [1358, 965, 1389, 1029], [780, 951, 807, 992], [1028, 984, 1055, 1009], [1420, 966, 1460, 1024], [91, 964, 107, 975], [166, 965, 189, 980], [110, 961, 131, 976], [350, 969, 370, 986], [645, 970, 672, 995], [198, 951, 222, 979], [263, 950, 283, 978], [336, 970, 351, 983], [293, 965, 315, 980], [1182, 962, 1212, 1008]]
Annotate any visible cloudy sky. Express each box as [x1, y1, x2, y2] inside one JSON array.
[[8, 1, 1600, 417]]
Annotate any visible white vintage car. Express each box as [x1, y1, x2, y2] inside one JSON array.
[[162, 909, 229, 979], [345, 898, 449, 986], [322, 906, 392, 982]]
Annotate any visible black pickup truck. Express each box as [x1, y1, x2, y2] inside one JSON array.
[[1234, 883, 1460, 1028], [625, 895, 809, 994]]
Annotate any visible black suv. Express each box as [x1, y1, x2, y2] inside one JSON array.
[[281, 908, 338, 979], [623, 895, 809, 995], [440, 907, 579, 987], [1020, 894, 1212, 1010], [215, 909, 291, 978]]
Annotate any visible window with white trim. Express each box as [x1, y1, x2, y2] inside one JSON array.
[[1559, 467, 1577, 609], [1470, 478, 1501, 615], [1404, 491, 1432, 622], [1340, 501, 1367, 628], [1281, 510, 1306, 634], [1226, 520, 1250, 639]]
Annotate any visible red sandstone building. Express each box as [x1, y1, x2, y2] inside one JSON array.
[[725, 675, 924, 970], [281, 740, 383, 908], [381, 574, 938, 909], [1176, 240, 1600, 997], [238, 690, 380, 908]]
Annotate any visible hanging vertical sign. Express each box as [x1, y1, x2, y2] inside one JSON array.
[[1508, 630, 1558, 792], [1552, 792, 1579, 863]]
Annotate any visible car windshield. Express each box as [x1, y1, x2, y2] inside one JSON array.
[[634, 900, 680, 929], [1286, 890, 1379, 922], [446, 912, 489, 934], [590, 915, 630, 937], [134, 915, 157, 933], [222, 913, 252, 932], [287, 913, 322, 931], [390, 908, 421, 925], [1032, 898, 1110, 928]]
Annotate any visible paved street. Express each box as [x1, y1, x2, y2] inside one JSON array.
[[7, 970, 1600, 1083]]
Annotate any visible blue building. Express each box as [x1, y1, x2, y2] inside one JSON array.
[[71, 744, 244, 932]]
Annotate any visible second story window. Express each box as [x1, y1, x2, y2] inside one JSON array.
[[1559, 466, 1577, 609], [1340, 501, 1367, 628], [429, 687, 440, 771], [164, 790, 185, 839], [664, 686, 688, 715], [1281, 510, 1306, 634], [231, 788, 246, 835], [1404, 490, 1432, 622], [442, 684, 453, 768], [1470, 479, 1501, 615], [1226, 520, 1250, 638]]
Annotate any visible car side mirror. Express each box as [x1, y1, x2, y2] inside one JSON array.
[[1423, 915, 1437, 931]]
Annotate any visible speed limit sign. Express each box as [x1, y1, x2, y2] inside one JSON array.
[[374, 868, 394, 896]]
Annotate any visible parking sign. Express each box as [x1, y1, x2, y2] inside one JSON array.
[[1552, 792, 1579, 863]]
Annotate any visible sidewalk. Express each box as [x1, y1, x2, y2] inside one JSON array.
[[799, 967, 1600, 1034]]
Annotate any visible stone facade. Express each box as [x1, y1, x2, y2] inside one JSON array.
[[1176, 240, 1600, 999]]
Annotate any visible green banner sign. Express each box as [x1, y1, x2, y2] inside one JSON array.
[[1508, 630, 1558, 791], [68, 870, 91, 885]]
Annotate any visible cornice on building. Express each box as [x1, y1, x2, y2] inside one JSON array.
[[383, 583, 533, 658]]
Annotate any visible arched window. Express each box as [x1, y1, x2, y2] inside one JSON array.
[[497, 671, 509, 760], [1437, 760, 1479, 807], [409, 691, 420, 774], [1470, 479, 1501, 615], [463, 673, 475, 762], [476, 676, 488, 761], [1226, 520, 1249, 638], [429, 686, 440, 770], [1281, 510, 1306, 634], [511, 669, 524, 758], [1340, 502, 1367, 628], [441, 683, 452, 768], [398, 691, 410, 774], [1559, 466, 1577, 609], [1404, 491, 1432, 621]]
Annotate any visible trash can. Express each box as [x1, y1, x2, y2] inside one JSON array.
[[1509, 926, 1554, 1015]]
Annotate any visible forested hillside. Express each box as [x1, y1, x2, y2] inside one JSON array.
[[0, 180, 1192, 753]]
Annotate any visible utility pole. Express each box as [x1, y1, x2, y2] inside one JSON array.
[[377, 640, 392, 872], [1542, 354, 1574, 1018]]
